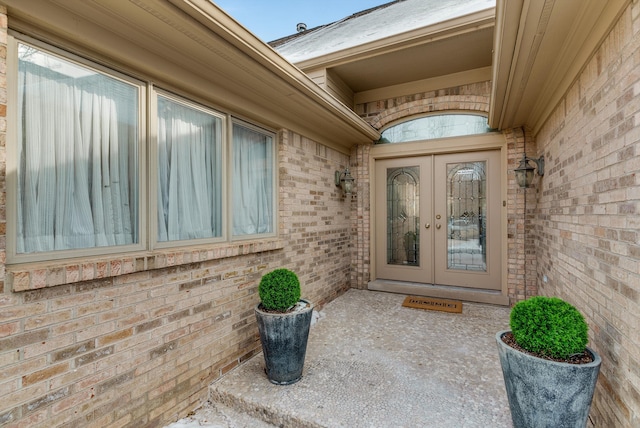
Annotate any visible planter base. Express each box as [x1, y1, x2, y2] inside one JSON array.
[[496, 330, 601, 428], [256, 300, 313, 385]]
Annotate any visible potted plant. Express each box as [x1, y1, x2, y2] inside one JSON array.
[[255, 268, 313, 385], [496, 296, 601, 428]]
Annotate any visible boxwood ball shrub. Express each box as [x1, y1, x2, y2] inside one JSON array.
[[259, 268, 301, 311], [510, 296, 588, 359]]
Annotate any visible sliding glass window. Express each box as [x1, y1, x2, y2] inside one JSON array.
[[156, 95, 223, 242]]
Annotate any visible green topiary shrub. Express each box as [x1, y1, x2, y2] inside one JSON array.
[[259, 268, 301, 312], [510, 296, 588, 359]]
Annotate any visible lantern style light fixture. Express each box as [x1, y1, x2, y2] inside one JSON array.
[[335, 167, 355, 196], [514, 153, 545, 188]]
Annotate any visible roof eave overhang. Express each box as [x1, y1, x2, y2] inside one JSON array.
[[168, 0, 379, 148], [489, 0, 630, 135], [291, 8, 496, 71], [3, 0, 379, 153]]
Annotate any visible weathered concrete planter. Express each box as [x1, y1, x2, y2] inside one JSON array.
[[255, 299, 313, 385], [496, 330, 601, 428]]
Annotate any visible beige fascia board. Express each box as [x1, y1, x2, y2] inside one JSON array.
[[488, 0, 524, 130], [12, 22, 297, 145], [355, 67, 492, 105], [490, 0, 630, 134], [528, 0, 630, 135], [292, 8, 496, 71], [166, 0, 379, 143]]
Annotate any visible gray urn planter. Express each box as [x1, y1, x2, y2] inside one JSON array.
[[255, 299, 313, 385], [496, 330, 601, 428]]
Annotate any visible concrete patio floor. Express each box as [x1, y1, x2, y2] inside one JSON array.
[[167, 288, 514, 427]]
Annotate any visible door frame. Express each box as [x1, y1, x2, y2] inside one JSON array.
[[369, 132, 510, 305]]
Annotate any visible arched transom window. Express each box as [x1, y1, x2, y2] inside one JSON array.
[[378, 114, 490, 144]]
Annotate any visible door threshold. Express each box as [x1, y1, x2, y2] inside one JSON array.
[[368, 279, 509, 306]]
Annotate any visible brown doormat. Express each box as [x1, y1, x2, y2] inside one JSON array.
[[402, 296, 463, 313]]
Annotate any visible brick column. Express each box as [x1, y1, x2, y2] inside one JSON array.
[[505, 127, 539, 304], [351, 143, 371, 289], [0, 6, 7, 294]]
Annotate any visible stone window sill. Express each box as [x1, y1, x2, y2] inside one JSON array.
[[7, 239, 285, 292]]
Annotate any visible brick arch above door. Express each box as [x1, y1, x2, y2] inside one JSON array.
[[355, 80, 492, 131], [369, 94, 491, 131]]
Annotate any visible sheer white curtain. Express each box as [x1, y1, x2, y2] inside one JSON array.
[[156, 96, 222, 242], [232, 124, 273, 236], [17, 46, 138, 254]]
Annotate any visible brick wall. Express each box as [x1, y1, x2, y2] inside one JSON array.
[[0, 7, 353, 424], [534, 2, 640, 426], [355, 82, 492, 129], [350, 143, 370, 289], [278, 130, 353, 308], [0, 134, 352, 427], [505, 127, 541, 303]]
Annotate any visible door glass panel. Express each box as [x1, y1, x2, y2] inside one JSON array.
[[447, 162, 486, 271], [387, 167, 420, 266]]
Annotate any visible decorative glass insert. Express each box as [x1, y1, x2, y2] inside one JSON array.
[[446, 162, 487, 271], [386, 167, 420, 266], [379, 114, 490, 144]]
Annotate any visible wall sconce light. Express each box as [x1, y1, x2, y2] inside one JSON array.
[[514, 154, 545, 188], [335, 168, 355, 196]]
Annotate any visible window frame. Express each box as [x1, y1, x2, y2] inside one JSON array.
[[150, 89, 229, 249], [379, 112, 491, 144], [229, 119, 278, 242], [7, 34, 279, 265], [7, 35, 148, 264]]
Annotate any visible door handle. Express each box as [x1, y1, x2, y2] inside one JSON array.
[[436, 224, 441, 229], [425, 223, 430, 229]]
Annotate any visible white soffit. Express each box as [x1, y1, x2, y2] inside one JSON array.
[[490, 0, 630, 133], [273, 0, 496, 99], [4, 0, 379, 151]]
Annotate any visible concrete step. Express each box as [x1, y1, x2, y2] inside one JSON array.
[[164, 399, 279, 428], [209, 385, 323, 428], [167, 290, 514, 428]]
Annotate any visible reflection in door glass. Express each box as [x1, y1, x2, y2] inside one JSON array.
[[447, 162, 487, 271], [387, 167, 419, 266]]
